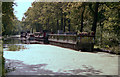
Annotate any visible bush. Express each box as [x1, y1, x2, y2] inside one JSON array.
[[111, 46, 120, 54], [8, 45, 26, 51]]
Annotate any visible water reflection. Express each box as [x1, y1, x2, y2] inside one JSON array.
[[3, 38, 22, 44], [2, 38, 23, 76], [5, 59, 71, 75]]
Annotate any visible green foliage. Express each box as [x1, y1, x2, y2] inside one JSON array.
[[111, 46, 120, 54], [2, 2, 21, 36], [8, 45, 26, 51], [2, 2, 14, 35]]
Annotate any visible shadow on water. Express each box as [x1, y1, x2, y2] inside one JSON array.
[[4, 59, 103, 75], [5, 59, 71, 75], [69, 65, 102, 75], [2, 38, 24, 76]]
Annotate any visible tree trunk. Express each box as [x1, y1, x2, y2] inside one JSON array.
[[91, 3, 99, 35], [61, 14, 63, 30], [68, 12, 71, 32], [68, 19, 70, 32], [64, 18, 66, 32], [80, 6, 85, 32], [32, 28, 33, 33], [36, 23, 38, 32], [57, 19, 59, 30], [47, 18, 49, 31], [100, 21, 103, 47]]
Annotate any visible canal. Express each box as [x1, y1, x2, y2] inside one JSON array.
[[3, 38, 119, 75]]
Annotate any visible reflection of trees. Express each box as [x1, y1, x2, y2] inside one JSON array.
[[1, 58, 16, 76], [69, 65, 102, 75], [5, 62, 16, 74], [4, 59, 103, 75], [4, 59, 71, 75]]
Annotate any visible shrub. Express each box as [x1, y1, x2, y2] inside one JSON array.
[[8, 45, 25, 51], [111, 46, 120, 54]]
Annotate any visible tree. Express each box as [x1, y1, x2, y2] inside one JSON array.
[[2, 2, 16, 36], [90, 3, 99, 35]]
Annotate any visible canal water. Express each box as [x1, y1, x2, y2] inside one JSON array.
[[3, 38, 119, 75]]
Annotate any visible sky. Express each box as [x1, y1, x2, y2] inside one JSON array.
[[13, 2, 33, 21]]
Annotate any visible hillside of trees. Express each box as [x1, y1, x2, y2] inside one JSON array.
[[21, 2, 120, 53]]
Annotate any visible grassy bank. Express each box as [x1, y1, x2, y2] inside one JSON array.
[[94, 45, 120, 55]]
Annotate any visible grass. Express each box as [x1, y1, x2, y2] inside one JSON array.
[[94, 45, 120, 55], [8, 45, 26, 51], [110, 46, 120, 55]]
